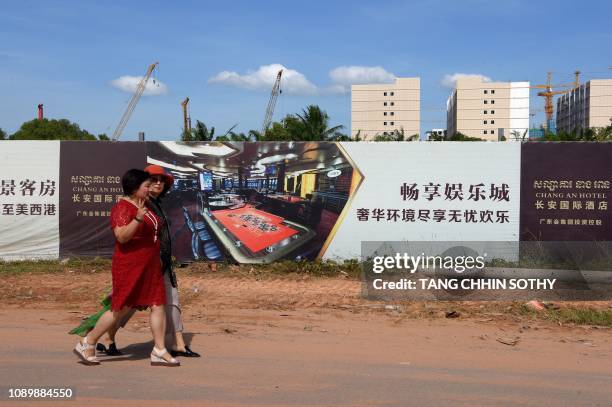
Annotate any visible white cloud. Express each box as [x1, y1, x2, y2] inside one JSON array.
[[441, 73, 492, 88], [208, 64, 398, 96], [110, 75, 168, 96], [327, 66, 396, 93], [208, 64, 318, 95]]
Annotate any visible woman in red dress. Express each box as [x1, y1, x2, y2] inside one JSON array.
[[73, 169, 179, 367]]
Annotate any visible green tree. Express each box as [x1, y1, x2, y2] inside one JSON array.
[[262, 121, 293, 141], [593, 125, 612, 141], [216, 129, 261, 142], [181, 105, 352, 142], [327, 131, 353, 141], [448, 132, 483, 141], [97, 133, 110, 141], [183, 120, 215, 141], [0, 127, 6, 140], [428, 133, 445, 141], [372, 128, 419, 141], [509, 129, 528, 141], [295, 105, 344, 141], [10, 119, 97, 140], [536, 125, 612, 142]]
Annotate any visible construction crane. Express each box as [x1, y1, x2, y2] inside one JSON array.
[[261, 70, 283, 136], [530, 70, 580, 131], [181, 97, 191, 136], [111, 62, 159, 141]]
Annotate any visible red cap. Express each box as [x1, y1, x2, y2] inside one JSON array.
[[144, 164, 174, 190]]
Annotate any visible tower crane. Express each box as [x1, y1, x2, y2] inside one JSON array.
[[111, 62, 159, 141], [261, 70, 283, 136], [530, 70, 580, 131]]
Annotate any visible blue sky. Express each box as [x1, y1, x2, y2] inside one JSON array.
[[1, 0, 611, 140]]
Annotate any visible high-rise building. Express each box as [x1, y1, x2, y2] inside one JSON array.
[[351, 78, 420, 140], [556, 79, 612, 134], [446, 77, 529, 141]]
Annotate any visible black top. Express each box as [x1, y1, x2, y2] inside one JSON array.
[[148, 195, 177, 288]]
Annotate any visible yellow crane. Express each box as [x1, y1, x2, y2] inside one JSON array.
[[530, 70, 580, 131], [181, 97, 191, 136], [112, 62, 159, 141]]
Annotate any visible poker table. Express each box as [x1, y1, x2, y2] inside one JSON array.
[[208, 200, 236, 209], [202, 206, 316, 264], [267, 194, 306, 204], [209, 193, 241, 201]]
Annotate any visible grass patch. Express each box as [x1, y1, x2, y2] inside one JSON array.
[[0, 257, 111, 275], [0, 257, 362, 279], [516, 303, 612, 327], [185, 259, 362, 279], [253, 259, 361, 278]]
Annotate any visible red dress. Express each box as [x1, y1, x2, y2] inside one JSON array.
[[109, 199, 166, 312]]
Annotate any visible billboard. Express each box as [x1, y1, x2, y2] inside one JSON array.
[[59, 141, 147, 257], [0, 141, 610, 266], [0, 141, 60, 260]]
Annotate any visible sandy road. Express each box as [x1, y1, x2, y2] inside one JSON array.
[[0, 270, 611, 406]]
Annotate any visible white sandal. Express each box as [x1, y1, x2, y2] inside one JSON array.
[[150, 347, 180, 367], [73, 336, 100, 365]]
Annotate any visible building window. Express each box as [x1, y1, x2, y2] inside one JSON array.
[[383, 132, 388, 135], [390, 121, 394, 125], [484, 100, 488, 104], [491, 89, 495, 94], [390, 102, 395, 106], [384, 102, 387, 106], [483, 130, 488, 134], [491, 110, 495, 114], [484, 110, 488, 114], [484, 90, 488, 94], [491, 130, 495, 134], [491, 120, 495, 124], [384, 122, 387, 126], [491, 100, 495, 104], [384, 92, 387, 96], [384, 112, 387, 116], [390, 112, 394, 116], [390, 91, 394, 96], [484, 120, 487, 124]]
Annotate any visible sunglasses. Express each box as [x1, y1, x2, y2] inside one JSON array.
[[150, 177, 165, 184]]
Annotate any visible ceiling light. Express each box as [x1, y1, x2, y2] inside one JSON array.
[[159, 141, 238, 157]]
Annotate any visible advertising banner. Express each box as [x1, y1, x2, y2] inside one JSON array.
[[329, 142, 522, 261], [145, 141, 352, 263], [59, 141, 147, 257], [520, 142, 611, 241], [0, 141, 610, 269], [0, 141, 60, 260]]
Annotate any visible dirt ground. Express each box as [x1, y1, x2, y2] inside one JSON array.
[[0, 266, 611, 406]]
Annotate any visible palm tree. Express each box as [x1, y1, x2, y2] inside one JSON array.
[[327, 132, 353, 141], [183, 120, 215, 141], [247, 129, 261, 141], [295, 105, 344, 141], [213, 127, 263, 142], [510, 129, 528, 141], [372, 127, 418, 141]]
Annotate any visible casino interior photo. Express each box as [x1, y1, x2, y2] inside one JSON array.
[[145, 142, 356, 263]]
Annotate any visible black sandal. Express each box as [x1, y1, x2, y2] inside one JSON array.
[[96, 342, 123, 356], [170, 346, 201, 358], [106, 342, 123, 356]]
